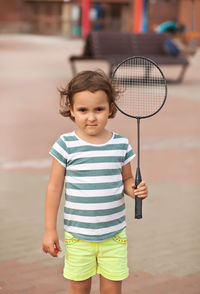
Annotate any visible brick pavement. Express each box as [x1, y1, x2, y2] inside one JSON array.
[[0, 34, 200, 293]]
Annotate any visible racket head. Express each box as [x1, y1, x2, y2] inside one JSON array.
[[111, 56, 167, 119]]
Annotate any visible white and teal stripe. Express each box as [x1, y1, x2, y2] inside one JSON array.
[[49, 131, 135, 242]]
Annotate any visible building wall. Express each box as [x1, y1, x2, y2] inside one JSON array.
[[178, 0, 200, 45], [0, 0, 26, 32], [0, 0, 24, 21], [179, 0, 200, 31], [148, 0, 179, 32], [24, 1, 62, 35], [0, 0, 200, 42]]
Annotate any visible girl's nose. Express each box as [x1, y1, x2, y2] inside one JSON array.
[[88, 112, 96, 121]]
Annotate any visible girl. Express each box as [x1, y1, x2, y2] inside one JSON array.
[[42, 70, 148, 294]]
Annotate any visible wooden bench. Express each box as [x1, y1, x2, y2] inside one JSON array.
[[69, 32, 189, 83]]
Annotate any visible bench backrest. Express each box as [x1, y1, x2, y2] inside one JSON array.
[[136, 33, 167, 55], [84, 32, 167, 57]]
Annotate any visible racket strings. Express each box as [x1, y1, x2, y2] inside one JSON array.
[[113, 58, 166, 118]]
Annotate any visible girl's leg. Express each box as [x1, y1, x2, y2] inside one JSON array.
[[100, 275, 122, 294], [68, 277, 92, 294]]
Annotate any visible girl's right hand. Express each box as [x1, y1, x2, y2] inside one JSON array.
[[42, 230, 61, 257]]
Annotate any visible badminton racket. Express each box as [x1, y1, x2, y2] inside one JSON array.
[[112, 56, 167, 219]]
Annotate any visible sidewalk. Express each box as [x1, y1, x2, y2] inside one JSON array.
[[0, 34, 200, 293]]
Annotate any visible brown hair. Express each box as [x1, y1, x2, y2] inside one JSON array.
[[59, 70, 118, 121]]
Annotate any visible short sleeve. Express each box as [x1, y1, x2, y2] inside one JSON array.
[[49, 135, 68, 167], [122, 141, 135, 166]]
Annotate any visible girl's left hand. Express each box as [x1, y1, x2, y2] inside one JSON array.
[[133, 181, 148, 199]]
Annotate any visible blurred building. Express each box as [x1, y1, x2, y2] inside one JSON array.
[[0, 0, 26, 33], [0, 0, 199, 44]]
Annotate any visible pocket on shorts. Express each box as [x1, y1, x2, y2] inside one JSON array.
[[112, 228, 127, 244], [64, 231, 79, 246]]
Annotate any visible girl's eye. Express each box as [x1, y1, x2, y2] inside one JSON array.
[[96, 107, 104, 112], [79, 108, 87, 113]]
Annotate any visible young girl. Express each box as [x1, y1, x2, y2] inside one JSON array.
[[42, 70, 148, 294]]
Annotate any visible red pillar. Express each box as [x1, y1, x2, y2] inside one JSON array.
[[133, 0, 143, 33], [81, 0, 91, 38]]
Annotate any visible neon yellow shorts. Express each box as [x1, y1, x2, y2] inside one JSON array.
[[63, 228, 129, 281]]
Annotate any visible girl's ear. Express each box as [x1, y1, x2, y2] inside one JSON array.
[[109, 102, 115, 116], [68, 103, 74, 117]]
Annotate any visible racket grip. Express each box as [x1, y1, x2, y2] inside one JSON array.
[[135, 167, 142, 219]]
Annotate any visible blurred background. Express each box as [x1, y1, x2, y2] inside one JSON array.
[[0, 0, 199, 43], [0, 1, 200, 293]]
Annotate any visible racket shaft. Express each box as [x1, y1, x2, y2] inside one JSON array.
[[135, 167, 142, 219]]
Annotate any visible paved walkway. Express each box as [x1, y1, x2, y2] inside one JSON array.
[[0, 34, 200, 293]]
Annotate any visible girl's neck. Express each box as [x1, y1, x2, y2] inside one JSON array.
[[75, 129, 113, 145]]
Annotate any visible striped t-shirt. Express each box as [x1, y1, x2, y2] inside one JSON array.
[[49, 131, 135, 242]]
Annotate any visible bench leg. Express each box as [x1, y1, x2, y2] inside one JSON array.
[[70, 60, 77, 76], [167, 64, 189, 84], [176, 64, 189, 83]]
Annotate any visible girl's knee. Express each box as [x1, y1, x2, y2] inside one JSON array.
[[100, 275, 122, 294], [68, 278, 92, 294]]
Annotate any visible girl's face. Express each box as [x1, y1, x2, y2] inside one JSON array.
[[69, 90, 113, 139]]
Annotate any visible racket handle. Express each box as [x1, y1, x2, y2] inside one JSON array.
[[135, 167, 142, 219]]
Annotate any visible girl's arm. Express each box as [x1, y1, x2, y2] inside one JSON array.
[[122, 162, 148, 199], [42, 158, 65, 257]]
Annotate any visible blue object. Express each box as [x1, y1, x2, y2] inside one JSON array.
[[142, 0, 148, 33], [164, 39, 180, 57], [156, 21, 178, 33]]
